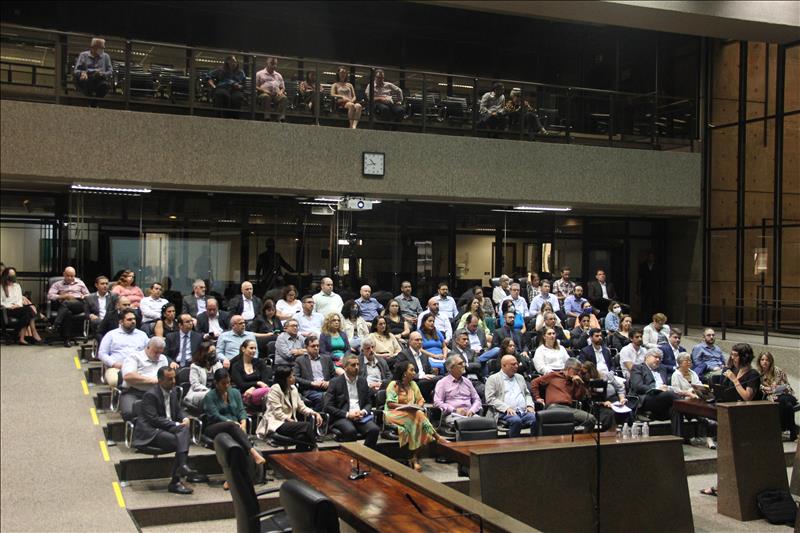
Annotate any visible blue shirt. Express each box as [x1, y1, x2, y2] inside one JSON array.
[[74, 50, 113, 78], [690, 342, 725, 373], [421, 330, 445, 355], [357, 297, 384, 322], [216, 330, 258, 360], [436, 295, 458, 320], [605, 313, 620, 332], [97, 326, 149, 367], [208, 67, 246, 90], [502, 373, 527, 411], [563, 295, 587, 316]]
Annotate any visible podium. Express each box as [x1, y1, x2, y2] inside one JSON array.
[[717, 401, 789, 521]]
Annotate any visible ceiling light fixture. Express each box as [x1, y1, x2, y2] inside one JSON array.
[[72, 184, 151, 194], [514, 205, 571, 212]]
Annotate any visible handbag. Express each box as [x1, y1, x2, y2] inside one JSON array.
[[756, 489, 797, 525]]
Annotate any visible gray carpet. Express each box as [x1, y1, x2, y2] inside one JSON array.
[[0, 344, 136, 532]]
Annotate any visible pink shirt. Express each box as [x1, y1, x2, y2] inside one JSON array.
[[111, 284, 144, 308], [255, 68, 284, 95]]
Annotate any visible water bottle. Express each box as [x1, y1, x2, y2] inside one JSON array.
[[642, 422, 650, 438], [622, 422, 630, 439], [616, 425, 622, 440], [632, 422, 640, 438]]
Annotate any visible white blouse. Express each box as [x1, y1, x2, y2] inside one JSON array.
[[0, 283, 24, 307], [533, 344, 569, 374], [276, 299, 302, 325]]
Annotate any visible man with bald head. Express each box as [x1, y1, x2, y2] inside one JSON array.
[[196, 298, 229, 339], [416, 297, 453, 343], [313, 277, 343, 317], [227, 281, 262, 325], [356, 285, 383, 322], [47, 266, 90, 346], [215, 314, 256, 366], [485, 355, 537, 438]]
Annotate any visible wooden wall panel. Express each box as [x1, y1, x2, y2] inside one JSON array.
[[745, 42, 778, 119], [783, 115, 800, 223], [711, 127, 738, 191], [712, 41, 739, 124], [710, 190, 738, 228], [710, 230, 737, 282], [785, 46, 800, 112]]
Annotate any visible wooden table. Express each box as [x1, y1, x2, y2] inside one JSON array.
[[435, 432, 616, 467], [270, 449, 483, 533], [673, 398, 717, 420]]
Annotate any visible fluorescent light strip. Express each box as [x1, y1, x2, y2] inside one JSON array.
[[514, 205, 571, 212], [72, 184, 151, 194], [491, 209, 543, 214]]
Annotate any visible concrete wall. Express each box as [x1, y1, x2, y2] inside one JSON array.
[[0, 100, 701, 216]]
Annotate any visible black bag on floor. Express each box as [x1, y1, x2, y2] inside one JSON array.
[[756, 489, 797, 525]]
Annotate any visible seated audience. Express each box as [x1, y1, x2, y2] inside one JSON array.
[[434, 355, 482, 427], [456, 297, 492, 337], [111, 270, 144, 309], [759, 351, 798, 441], [581, 361, 628, 431], [331, 66, 362, 129], [395, 331, 439, 401], [499, 300, 526, 335], [120, 336, 173, 420], [643, 313, 671, 350], [586, 269, 619, 316], [659, 328, 685, 375], [492, 311, 530, 373], [296, 294, 323, 337], [690, 328, 726, 381], [532, 357, 595, 431], [299, 70, 316, 112], [478, 81, 507, 136], [131, 366, 206, 495], [368, 315, 403, 361], [276, 284, 302, 325], [569, 313, 593, 351], [533, 302, 562, 332], [552, 267, 575, 305], [98, 296, 142, 339], [359, 338, 391, 391], [418, 312, 448, 373], [493, 274, 511, 305], [165, 314, 202, 367], [73, 37, 112, 100], [434, 282, 458, 321], [504, 88, 547, 139], [181, 279, 208, 319], [274, 318, 305, 366], [526, 272, 540, 304], [607, 314, 633, 352], [605, 301, 623, 332], [579, 328, 616, 376], [384, 298, 411, 341], [183, 341, 222, 410], [533, 326, 570, 374], [293, 335, 337, 411], [84, 275, 117, 339], [312, 277, 343, 318], [197, 298, 229, 340], [501, 282, 529, 321], [630, 349, 689, 425], [619, 329, 646, 378], [357, 285, 384, 323], [366, 69, 404, 123], [216, 315, 257, 362], [462, 315, 500, 376], [319, 312, 350, 365], [1, 266, 43, 344], [98, 309, 149, 387], [485, 355, 537, 438], [473, 286, 496, 322], [384, 360, 448, 472], [529, 280, 561, 316], [578, 301, 601, 329], [231, 339, 270, 408], [341, 300, 370, 350], [139, 282, 168, 328], [153, 303, 179, 338], [323, 354, 380, 448], [203, 368, 266, 489], [47, 266, 90, 346], [563, 285, 588, 327], [395, 280, 424, 324], [207, 55, 246, 119], [227, 281, 262, 325], [247, 299, 282, 341], [417, 297, 453, 343], [536, 311, 569, 348], [263, 365, 323, 450], [255, 57, 287, 122], [671, 352, 717, 448]]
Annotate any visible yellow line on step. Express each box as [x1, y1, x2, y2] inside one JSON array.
[[99, 440, 110, 462], [112, 482, 126, 508], [90, 408, 100, 426], [81, 379, 89, 395], [74, 356, 81, 370]]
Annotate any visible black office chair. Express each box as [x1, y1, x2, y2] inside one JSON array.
[[535, 409, 575, 436], [280, 479, 340, 533], [453, 416, 498, 476], [120, 399, 176, 484], [0, 306, 22, 344], [214, 432, 288, 533]]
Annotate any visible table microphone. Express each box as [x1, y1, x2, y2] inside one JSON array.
[[349, 458, 369, 480]]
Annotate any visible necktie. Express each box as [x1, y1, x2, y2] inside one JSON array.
[[181, 334, 190, 365]]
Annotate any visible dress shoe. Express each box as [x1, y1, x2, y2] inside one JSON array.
[[63, 339, 73, 348], [46, 324, 57, 334], [168, 481, 193, 495], [178, 464, 208, 483]]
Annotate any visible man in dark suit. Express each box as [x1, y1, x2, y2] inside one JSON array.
[[84, 275, 118, 335], [182, 279, 208, 318], [449, 328, 486, 397], [293, 335, 337, 411], [579, 328, 614, 372], [131, 366, 207, 494], [492, 310, 532, 374], [323, 354, 380, 448], [629, 349, 690, 427], [395, 331, 438, 401], [196, 298, 230, 339], [165, 314, 203, 367], [585, 269, 619, 317], [226, 281, 263, 326], [97, 295, 142, 340], [658, 328, 686, 375]]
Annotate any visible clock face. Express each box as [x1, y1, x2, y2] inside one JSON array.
[[363, 152, 385, 176]]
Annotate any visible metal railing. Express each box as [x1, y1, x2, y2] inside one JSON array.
[[0, 23, 698, 150], [683, 296, 800, 345]]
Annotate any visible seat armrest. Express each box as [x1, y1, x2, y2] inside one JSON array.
[[255, 507, 284, 519], [255, 487, 280, 497]]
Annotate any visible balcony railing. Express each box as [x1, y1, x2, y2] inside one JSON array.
[[1, 23, 698, 151]]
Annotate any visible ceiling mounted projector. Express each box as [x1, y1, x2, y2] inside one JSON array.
[[338, 198, 373, 211]]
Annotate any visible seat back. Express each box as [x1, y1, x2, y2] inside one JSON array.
[[214, 432, 261, 533], [535, 409, 575, 436], [280, 479, 340, 533], [454, 416, 498, 441]]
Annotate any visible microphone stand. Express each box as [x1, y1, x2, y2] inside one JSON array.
[[586, 379, 607, 533]]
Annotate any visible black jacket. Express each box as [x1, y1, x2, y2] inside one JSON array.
[[293, 354, 336, 391], [323, 374, 374, 420], [196, 310, 230, 335], [395, 347, 433, 375], [227, 295, 263, 319], [164, 330, 203, 366], [131, 384, 187, 448]]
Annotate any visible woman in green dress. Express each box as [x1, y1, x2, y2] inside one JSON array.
[[384, 360, 447, 472]]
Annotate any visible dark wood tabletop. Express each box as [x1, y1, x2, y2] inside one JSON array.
[[270, 449, 483, 533], [673, 398, 717, 419], [435, 432, 617, 466]]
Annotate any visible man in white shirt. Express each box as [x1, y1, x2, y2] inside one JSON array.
[[619, 329, 647, 378], [120, 336, 174, 420], [297, 295, 324, 337], [97, 309, 149, 387], [501, 282, 529, 318], [85, 275, 118, 335], [255, 56, 287, 122], [313, 277, 343, 318], [139, 282, 169, 326], [434, 282, 458, 320], [529, 280, 561, 315], [492, 275, 511, 305], [417, 297, 453, 342]]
